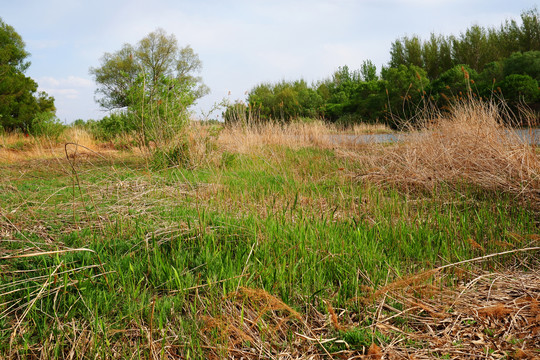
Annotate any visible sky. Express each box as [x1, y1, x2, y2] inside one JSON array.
[[1, 0, 537, 122]]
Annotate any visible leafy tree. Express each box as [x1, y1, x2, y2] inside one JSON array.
[[429, 64, 479, 106], [437, 36, 455, 76], [404, 36, 423, 68], [0, 18, 55, 132], [452, 25, 492, 72], [387, 8, 540, 82], [360, 60, 378, 82], [518, 7, 540, 51], [345, 80, 386, 124], [390, 36, 423, 68], [248, 82, 275, 120], [389, 39, 406, 68], [90, 28, 209, 111], [89, 44, 138, 110], [247, 80, 323, 121], [90, 29, 209, 147], [503, 51, 540, 81], [498, 74, 540, 104], [497, 18, 522, 56], [422, 34, 441, 79], [477, 61, 504, 97], [381, 64, 429, 122]]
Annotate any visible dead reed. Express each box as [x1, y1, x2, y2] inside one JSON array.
[[368, 259, 540, 359], [218, 120, 383, 154], [359, 100, 540, 206]]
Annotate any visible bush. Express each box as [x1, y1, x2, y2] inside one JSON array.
[[30, 112, 65, 139], [361, 100, 540, 205], [93, 112, 135, 141]]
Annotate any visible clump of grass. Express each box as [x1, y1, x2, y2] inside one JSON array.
[[360, 100, 540, 206], [150, 121, 222, 169]]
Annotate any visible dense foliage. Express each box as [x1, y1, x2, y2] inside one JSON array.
[[0, 18, 56, 133], [226, 8, 540, 127]]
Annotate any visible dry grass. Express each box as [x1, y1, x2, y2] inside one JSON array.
[[369, 261, 540, 359], [218, 121, 329, 153], [218, 120, 382, 154], [0, 119, 390, 164], [359, 101, 540, 206], [0, 128, 116, 163], [352, 122, 393, 135]]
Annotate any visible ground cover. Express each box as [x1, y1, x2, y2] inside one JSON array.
[[0, 104, 538, 359]]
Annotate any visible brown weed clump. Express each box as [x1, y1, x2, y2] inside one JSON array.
[[360, 101, 540, 206]]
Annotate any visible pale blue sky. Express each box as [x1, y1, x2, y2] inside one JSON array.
[[2, 0, 537, 122]]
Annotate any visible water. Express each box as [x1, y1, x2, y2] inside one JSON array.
[[326, 128, 540, 145], [514, 128, 540, 144]]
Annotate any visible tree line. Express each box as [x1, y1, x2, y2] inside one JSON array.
[[1, 8, 539, 136], [226, 8, 540, 127]]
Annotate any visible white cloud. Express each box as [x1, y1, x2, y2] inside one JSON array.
[[41, 88, 79, 100], [37, 76, 94, 102], [39, 76, 93, 89]]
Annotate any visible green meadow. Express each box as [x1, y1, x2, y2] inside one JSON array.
[[1, 107, 538, 358]]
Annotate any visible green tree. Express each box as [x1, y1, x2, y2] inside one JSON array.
[[478, 61, 504, 97], [90, 29, 209, 147], [360, 60, 378, 82], [381, 64, 429, 122], [518, 7, 540, 51], [90, 28, 209, 111], [503, 51, 540, 81], [498, 74, 540, 104], [404, 36, 423, 68], [422, 34, 441, 79], [0, 18, 55, 132], [248, 82, 275, 120], [389, 39, 406, 68], [429, 64, 479, 106], [247, 80, 323, 121], [452, 25, 492, 72], [389, 36, 423, 68], [346, 80, 386, 123]]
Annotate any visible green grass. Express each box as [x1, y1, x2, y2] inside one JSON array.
[[0, 146, 537, 358]]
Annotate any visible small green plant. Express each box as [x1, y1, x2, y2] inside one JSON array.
[[341, 328, 374, 348]]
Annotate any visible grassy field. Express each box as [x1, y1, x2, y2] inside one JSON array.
[[0, 103, 539, 359]]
